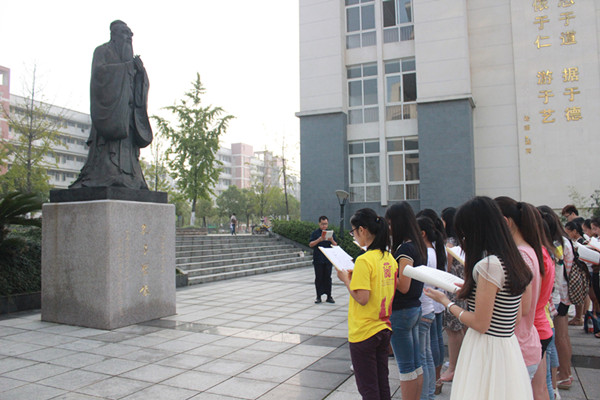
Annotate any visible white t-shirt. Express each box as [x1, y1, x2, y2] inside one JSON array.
[[419, 247, 437, 316]]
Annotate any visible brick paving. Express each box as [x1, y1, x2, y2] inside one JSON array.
[[0, 267, 597, 399]]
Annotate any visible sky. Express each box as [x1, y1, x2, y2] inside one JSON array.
[[0, 0, 300, 171]]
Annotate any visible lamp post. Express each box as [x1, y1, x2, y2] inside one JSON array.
[[335, 190, 350, 236]]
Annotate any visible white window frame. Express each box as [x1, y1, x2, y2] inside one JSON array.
[[387, 136, 420, 201], [384, 58, 417, 121], [345, 0, 376, 49], [348, 63, 379, 125], [348, 140, 380, 203], [382, 0, 414, 43]]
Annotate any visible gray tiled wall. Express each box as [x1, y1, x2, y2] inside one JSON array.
[[299, 112, 348, 227], [417, 98, 475, 213]]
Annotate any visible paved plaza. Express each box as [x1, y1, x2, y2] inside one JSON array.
[[0, 267, 597, 399]]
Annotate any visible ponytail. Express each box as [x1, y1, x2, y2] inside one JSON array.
[[495, 197, 545, 276], [350, 208, 390, 254], [433, 225, 447, 271], [417, 216, 447, 270]]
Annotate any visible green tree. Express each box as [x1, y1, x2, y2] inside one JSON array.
[[287, 194, 301, 220], [217, 186, 256, 232], [153, 74, 233, 226], [240, 188, 255, 229], [169, 191, 191, 227], [141, 133, 171, 192], [265, 186, 300, 220], [266, 186, 286, 217], [216, 185, 245, 218], [196, 197, 216, 227], [251, 182, 269, 220], [0, 68, 63, 196]]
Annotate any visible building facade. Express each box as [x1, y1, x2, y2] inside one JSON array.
[[298, 0, 600, 225], [214, 143, 299, 199], [0, 66, 90, 190], [0, 66, 11, 175]]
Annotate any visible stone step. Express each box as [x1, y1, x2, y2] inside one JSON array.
[[178, 252, 310, 272], [176, 248, 306, 265], [175, 236, 272, 245], [183, 254, 313, 276], [188, 259, 313, 285], [175, 243, 295, 256], [175, 233, 312, 286]]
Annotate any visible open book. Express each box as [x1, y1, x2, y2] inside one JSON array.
[[402, 265, 464, 294], [575, 242, 600, 265], [321, 230, 334, 240], [319, 246, 354, 271], [587, 237, 600, 253], [446, 245, 465, 265]]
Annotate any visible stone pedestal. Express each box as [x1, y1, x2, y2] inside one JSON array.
[[42, 200, 176, 330]]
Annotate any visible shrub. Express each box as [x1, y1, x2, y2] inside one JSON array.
[[272, 219, 363, 260], [0, 226, 41, 296], [0, 191, 43, 296]]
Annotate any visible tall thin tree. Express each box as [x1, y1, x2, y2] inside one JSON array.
[[153, 74, 233, 225], [1, 66, 64, 195]]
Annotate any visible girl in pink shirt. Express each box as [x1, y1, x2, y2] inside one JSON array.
[[495, 197, 548, 400]]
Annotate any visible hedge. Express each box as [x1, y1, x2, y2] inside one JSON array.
[[272, 219, 364, 260], [0, 226, 42, 296]]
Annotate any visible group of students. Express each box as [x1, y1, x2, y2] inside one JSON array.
[[561, 204, 600, 334], [336, 196, 591, 400]]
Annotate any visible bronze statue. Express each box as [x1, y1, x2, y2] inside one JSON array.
[[70, 20, 152, 190]]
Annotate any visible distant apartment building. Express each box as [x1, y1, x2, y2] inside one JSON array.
[[0, 66, 90, 190], [0, 66, 11, 174], [214, 143, 299, 199]]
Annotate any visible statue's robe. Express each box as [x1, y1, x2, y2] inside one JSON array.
[[70, 41, 152, 189]]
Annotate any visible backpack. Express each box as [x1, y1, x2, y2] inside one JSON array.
[[564, 242, 591, 305]]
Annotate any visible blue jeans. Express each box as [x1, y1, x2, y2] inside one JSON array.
[[430, 312, 444, 369], [390, 306, 422, 381], [419, 312, 435, 400], [546, 328, 558, 396]]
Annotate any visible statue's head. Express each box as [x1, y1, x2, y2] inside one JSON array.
[[110, 20, 133, 43]]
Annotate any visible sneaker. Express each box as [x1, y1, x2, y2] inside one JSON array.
[[314, 298, 322, 304], [326, 297, 335, 304]]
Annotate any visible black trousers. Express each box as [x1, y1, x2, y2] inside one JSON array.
[[314, 262, 332, 297], [349, 329, 392, 400]]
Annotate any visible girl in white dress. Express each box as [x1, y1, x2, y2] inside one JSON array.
[[425, 196, 534, 400]]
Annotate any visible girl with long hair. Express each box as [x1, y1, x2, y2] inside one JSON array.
[[539, 218, 561, 399], [563, 220, 589, 330], [495, 197, 550, 399], [416, 209, 447, 394], [439, 207, 467, 384], [538, 205, 575, 390], [337, 208, 398, 400], [425, 196, 533, 399], [564, 221, 584, 244], [385, 202, 428, 400], [416, 216, 446, 400]]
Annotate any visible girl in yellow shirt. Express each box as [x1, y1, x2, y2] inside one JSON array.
[[337, 208, 399, 400]]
